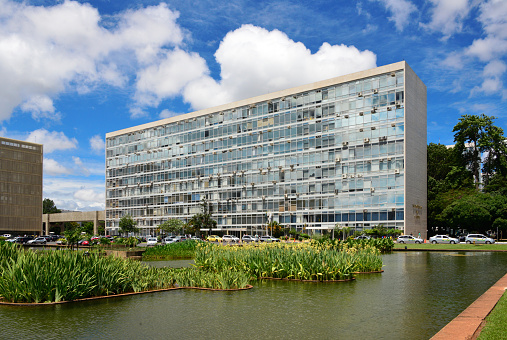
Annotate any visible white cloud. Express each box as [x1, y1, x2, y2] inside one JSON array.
[[89, 135, 105, 154], [26, 129, 77, 153], [371, 0, 417, 31], [159, 109, 181, 119], [421, 0, 472, 39], [72, 156, 90, 176], [43, 177, 105, 211], [134, 49, 209, 109], [73, 188, 105, 203], [483, 59, 506, 77], [0, 1, 183, 122], [44, 158, 71, 175], [181, 25, 377, 110], [20, 94, 61, 121], [466, 0, 507, 61]]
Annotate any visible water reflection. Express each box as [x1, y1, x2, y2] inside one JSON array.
[[1, 252, 505, 340]]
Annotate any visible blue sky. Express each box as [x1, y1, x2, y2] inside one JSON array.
[[0, 0, 506, 211]]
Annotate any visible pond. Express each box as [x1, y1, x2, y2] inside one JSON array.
[[1, 252, 505, 340]]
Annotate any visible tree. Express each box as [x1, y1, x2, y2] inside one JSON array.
[[267, 221, 284, 238], [43, 198, 61, 214], [64, 228, 82, 250], [119, 214, 139, 235], [440, 194, 492, 234], [81, 221, 94, 235], [187, 199, 216, 235], [453, 114, 507, 187], [159, 219, 184, 235]]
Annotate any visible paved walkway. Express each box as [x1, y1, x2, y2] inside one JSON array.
[[431, 272, 507, 340]]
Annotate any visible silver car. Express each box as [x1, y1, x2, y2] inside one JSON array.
[[465, 234, 495, 244], [222, 235, 239, 242], [397, 235, 423, 244], [429, 235, 459, 244]]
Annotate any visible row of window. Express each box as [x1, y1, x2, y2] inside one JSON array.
[[107, 106, 404, 163]]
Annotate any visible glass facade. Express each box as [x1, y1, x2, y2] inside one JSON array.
[[106, 65, 420, 236]]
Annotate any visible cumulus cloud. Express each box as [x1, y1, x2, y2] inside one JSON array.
[[135, 49, 209, 108], [421, 0, 472, 39], [89, 135, 105, 154], [26, 129, 77, 153], [74, 188, 105, 203], [43, 177, 105, 211], [44, 158, 71, 175], [0, 1, 183, 121], [370, 0, 417, 31], [177, 25, 376, 110]]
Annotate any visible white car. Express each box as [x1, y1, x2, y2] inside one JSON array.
[[429, 235, 459, 244], [222, 235, 239, 242], [465, 234, 495, 244], [146, 237, 158, 246], [397, 235, 423, 244], [162, 236, 176, 244]]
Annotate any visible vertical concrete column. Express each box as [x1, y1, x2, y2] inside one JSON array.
[[42, 214, 50, 235], [93, 211, 98, 235]]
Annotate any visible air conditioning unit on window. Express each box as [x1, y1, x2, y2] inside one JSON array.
[[335, 157, 341, 162], [387, 107, 392, 111], [395, 169, 400, 174], [358, 92, 363, 97], [357, 174, 363, 178], [262, 195, 266, 200], [373, 89, 378, 94], [364, 138, 370, 143], [359, 112, 364, 116], [342, 174, 347, 179], [344, 115, 349, 118], [370, 187, 375, 192], [371, 108, 377, 113], [396, 102, 401, 108], [342, 141, 348, 146]]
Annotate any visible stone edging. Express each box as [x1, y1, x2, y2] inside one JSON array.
[[0, 284, 254, 307], [352, 270, 384, 274], [430, 272, 507, 340], [259, 277, 355, 283]]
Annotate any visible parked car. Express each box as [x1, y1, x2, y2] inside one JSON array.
[[190, 236, 201, 241], [27, 237, 47, 245], [222, 235, 239, 242], [396, 235, 423, 244], [2, 234, 12, 238], [146, 237, 158, 246], [259, 236, 280, 243], [78, 240, 90, 246], [14, 236, 33, 244], [429, 235, 459, 244], [354, 235, 371, 240], [242, 235, 258, 243], [465, 234, 495, 244], [162, 236, 176, 244], [207, 235, 222, 242]]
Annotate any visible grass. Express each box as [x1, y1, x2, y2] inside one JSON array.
[[194, 242, 383, 281], [477, 291, 507, 340], [142, 240, 199, 260], [0, 241, 249, 303], [393, 243, 507, 251]]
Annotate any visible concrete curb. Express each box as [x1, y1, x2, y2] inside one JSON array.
[[430, 272, 507, 340]]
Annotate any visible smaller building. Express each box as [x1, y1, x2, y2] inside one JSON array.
[[0, 137, 43, 235]]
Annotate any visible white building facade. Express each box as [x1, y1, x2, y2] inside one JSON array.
[[105, 61, 427, 238]]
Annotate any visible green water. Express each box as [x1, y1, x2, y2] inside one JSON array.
[[1, 252, 505, 340]]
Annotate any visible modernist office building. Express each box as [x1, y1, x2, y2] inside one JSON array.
[[106, 61, 427, 238], [0, 137, 43, 235]]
